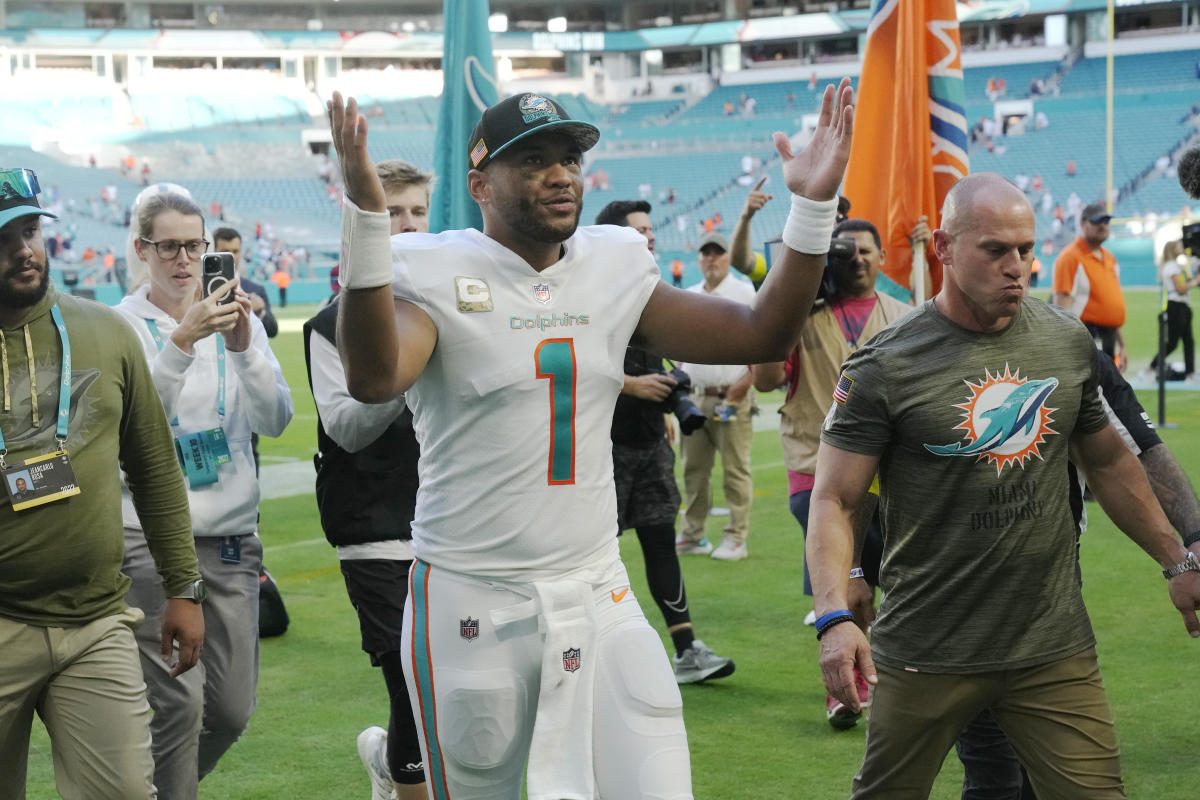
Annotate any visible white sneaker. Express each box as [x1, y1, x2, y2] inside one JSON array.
[[356, 726, 396, 800], [711, 538, 748, 561]]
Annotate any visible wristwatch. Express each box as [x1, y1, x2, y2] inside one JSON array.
[[173, 579, 209, 603], [1162, 551, 1200, 580]]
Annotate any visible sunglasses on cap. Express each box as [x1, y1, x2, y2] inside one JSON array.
[[1087, 215, 1112, 225], [0, 168, 41, 203]]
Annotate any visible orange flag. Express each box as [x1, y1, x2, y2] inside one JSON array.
[[842, 0, 969, 297]]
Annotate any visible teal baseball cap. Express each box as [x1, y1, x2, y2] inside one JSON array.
[[0, 168, 58, 230]]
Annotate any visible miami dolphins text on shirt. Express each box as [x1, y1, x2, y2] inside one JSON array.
[[510, 313, 590, 331]]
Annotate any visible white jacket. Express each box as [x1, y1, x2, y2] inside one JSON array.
[[116, 286, 293, 537]]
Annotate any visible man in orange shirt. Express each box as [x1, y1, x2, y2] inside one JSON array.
[[1053, 202, 1127, 369]]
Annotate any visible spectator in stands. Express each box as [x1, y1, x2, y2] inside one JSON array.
[[1035, 110, 1049, 130], [141, 162, 151, 187], [117, 191, 293, 799], [667, 187, 677, 205], [1031, 174, 1043, 193], [103, 248, 116, 281], [1053, 202, 1128, 369], [1066, 159, 1077, 177], [723, 100, 734, 116], [595, 199, 736, 686], [675, 232, 756, 561], [671, 258, 684, 287], [1150, 239, 1198, 380], [1041, 191, 1054, 216], [986, 77, 998, 101], [304, 157, 433, 800], [786, 90, 797, 109], [270, 266, 291, 307], [1030, 77, 1045, 96]]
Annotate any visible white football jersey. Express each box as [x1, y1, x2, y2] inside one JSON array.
[[391, 224, 661, 578]]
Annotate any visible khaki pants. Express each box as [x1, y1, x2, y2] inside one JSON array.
[[0, 609, 156, 800], [679, 393, 754, 545], [853, 648, 1124, 799]]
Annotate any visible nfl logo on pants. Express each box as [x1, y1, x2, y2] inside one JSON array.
[[562, 647, 581, 673]]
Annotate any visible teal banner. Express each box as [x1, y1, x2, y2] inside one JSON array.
[[432, 0, 499, 232]]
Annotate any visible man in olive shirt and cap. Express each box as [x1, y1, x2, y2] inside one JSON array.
[[806, 173, 1200, 798], [0, 167, 202, 799]]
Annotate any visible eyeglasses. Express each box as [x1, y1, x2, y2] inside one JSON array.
[[140, 237, 209, 260], [0, 168, 40, 203]]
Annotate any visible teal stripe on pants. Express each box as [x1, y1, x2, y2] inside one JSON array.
[[410, 561, 451, 799]]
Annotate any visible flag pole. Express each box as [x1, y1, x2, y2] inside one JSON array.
[[1105, 0, 1115, 213]]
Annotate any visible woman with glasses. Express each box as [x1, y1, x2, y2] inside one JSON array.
[[114, 189, 294, 799]]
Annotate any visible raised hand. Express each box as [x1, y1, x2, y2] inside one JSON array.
[[772, 78, 854, 202], [327, 91, 386, 213], [169, 278, 241, 355], [219, 288, 255, 353], [741, 176, 773, 221]]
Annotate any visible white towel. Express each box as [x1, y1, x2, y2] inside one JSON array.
[[525, 578, 598, 800]]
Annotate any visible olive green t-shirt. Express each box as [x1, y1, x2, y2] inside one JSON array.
[[821, 298, 1107, 673], [0, 286, 197, 626]]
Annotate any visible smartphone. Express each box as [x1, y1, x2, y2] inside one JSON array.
[[201, 252, 236, 304]]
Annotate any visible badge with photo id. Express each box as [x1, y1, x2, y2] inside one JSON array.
[[175, 427, 231, 489], [4, 450, 81, 511]]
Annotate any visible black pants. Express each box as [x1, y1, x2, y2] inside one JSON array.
[[1084, 323, 1118, 359], [1150, 300, 1194, 375], [956, 710, 1038, 800]]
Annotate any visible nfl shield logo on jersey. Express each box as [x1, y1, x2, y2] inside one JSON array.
[[532, 282, 552, 304], [562, 647, 581, 673], [460, 617, 479, 642]]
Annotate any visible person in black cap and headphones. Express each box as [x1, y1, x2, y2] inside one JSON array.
[[327, 82, 856, 799], [1052, 201, 1127, 369]]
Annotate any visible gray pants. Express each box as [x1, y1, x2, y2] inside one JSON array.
[[123, 529, 262, 800]]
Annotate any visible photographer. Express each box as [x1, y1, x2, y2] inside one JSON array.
[[750, 216, 914, 729], [596, 200, 735, 685]]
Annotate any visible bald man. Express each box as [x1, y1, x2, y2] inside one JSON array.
[[805, 173, 1200, 798]]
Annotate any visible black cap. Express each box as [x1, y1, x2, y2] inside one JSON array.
[[1081, 202, 1111, 224], [468, 93, 600, 170]]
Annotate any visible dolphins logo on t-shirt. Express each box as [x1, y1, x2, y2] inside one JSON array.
[[924, 365, 1058, 476]]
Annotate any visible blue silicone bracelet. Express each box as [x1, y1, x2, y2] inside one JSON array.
[[814, 609, 853, 630]]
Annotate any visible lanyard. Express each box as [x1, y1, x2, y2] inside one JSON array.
[[144, 319, 226, 426], [0, 303, 72, 465]]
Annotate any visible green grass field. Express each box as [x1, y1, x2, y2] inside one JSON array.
[[24, 289, 1200, 799]]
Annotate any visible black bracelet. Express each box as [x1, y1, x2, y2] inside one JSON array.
[[816, 613, 856, 640], [1185, 530, 1200, 548]]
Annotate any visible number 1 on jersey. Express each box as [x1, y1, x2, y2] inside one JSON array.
[[535, 338, 576, 485]]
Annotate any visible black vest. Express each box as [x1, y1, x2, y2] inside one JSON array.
[[303, 300, 420, 547]]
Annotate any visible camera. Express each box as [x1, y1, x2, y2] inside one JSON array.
[[201, 252, 236, 305], [658, 367, 706, 435], [1183, 222, 1200, 255], [818, 237, 860, 302]]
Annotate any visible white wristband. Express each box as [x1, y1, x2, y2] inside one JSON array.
[[781, 194, 839, 255], [339, 194, 394, 290]]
